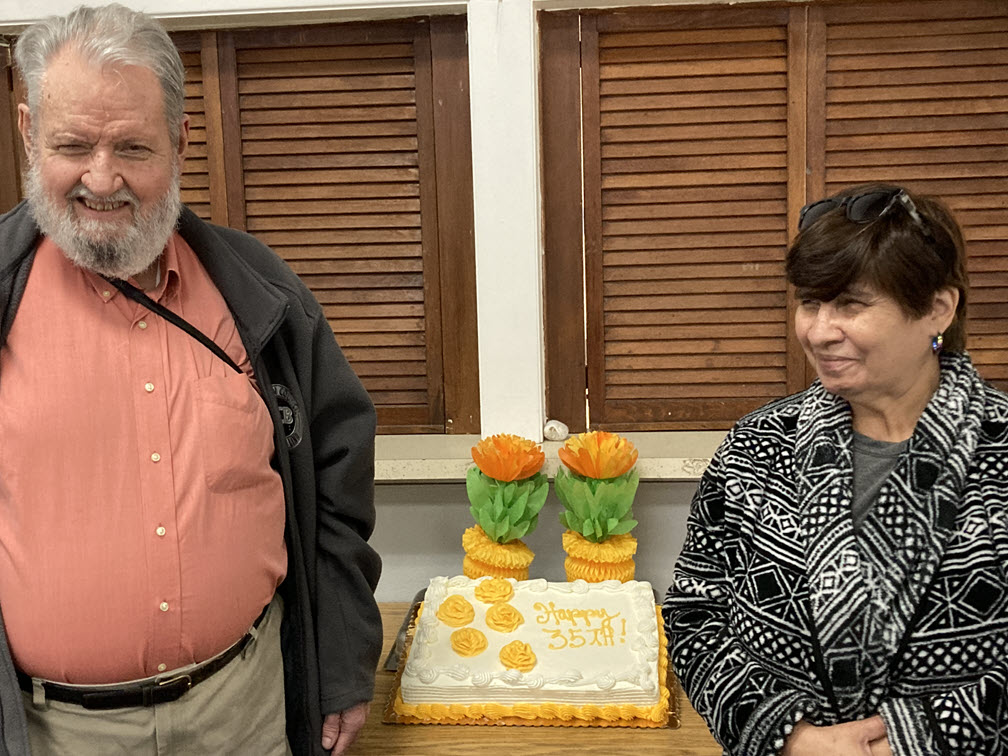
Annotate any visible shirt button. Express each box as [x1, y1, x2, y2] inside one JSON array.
[[157, 663, 167, 672], [155, 526, 166, 537], [102, 290, 111, 298], [151, 452, 161, 463], [160, 601, 170, 612], [144, 382, 155, 393], [138, 320, 148, 329]]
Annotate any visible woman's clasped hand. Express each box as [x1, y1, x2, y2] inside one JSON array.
[[781, 717, 892, 756]]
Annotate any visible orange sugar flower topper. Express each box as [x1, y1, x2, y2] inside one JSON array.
[[471, 433, 546, 482], [557, 430, 638, 480]]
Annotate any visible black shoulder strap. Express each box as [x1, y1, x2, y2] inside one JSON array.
[[103, 276, 242, 374]]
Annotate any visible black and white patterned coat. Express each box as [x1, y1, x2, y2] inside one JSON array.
[[663, 352, 1008, 755]]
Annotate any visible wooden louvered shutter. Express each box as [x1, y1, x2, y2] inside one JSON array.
[[580, 8, 804, 430], [0, 41, 25, 213], [174, 33, 213, 222], [811, 0, 1008, 390], [227, 22, 450, 432]]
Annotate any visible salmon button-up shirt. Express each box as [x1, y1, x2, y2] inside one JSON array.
[[0, 233, 287, 684]]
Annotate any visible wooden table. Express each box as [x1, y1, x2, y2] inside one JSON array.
[[349, 602, 723, 755]]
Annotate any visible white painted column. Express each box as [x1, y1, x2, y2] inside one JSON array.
[[466, 0, 546, 441]]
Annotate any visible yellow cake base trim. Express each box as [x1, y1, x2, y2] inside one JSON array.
[[392, 607, 670, 727]]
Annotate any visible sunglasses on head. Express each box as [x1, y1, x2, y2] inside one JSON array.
[[797, 188, 932, 237]]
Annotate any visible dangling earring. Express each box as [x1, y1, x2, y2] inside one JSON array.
[[931, 333, 944, 355]]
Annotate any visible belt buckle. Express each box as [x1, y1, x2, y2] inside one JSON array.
[[157, 673, 191, 688], [153, 673, 192, 703]]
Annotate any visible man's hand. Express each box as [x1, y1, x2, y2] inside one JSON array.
[[781, 715, 889, 756], [321, 701, 370, 755]]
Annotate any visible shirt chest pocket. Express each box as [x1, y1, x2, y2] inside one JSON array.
[[196, 374, 277, 493]]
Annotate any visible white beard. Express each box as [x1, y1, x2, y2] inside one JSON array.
[[24, 158, 182, 280]]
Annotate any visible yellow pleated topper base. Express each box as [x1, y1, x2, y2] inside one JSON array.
[[392, 576, 671, 727]]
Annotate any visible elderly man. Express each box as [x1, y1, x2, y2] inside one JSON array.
[[0, 4, 382, 754]]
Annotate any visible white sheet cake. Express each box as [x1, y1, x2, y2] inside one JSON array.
[[397, 576, 667, 718]]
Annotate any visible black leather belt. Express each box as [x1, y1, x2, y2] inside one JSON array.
[[17, 604, 268, 710]]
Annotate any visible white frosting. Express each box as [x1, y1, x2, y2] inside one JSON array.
[[400, 576, 661, 706]]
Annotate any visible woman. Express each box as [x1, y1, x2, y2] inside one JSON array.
[[663, 184, 1008, 756]]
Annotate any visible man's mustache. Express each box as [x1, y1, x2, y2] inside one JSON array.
[[67, 184, 140, 210]]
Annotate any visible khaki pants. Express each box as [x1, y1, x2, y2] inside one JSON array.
[[23, 595, 290, 755]]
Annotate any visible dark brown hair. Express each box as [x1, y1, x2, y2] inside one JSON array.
[[785, 183, 969, 351]]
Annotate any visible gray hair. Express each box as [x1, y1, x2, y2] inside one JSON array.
[[15, 3, 186, 145]]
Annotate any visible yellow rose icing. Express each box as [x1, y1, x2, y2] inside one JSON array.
[[436, 594, 475, 627], [450, 627, 488, 657], [474, 577, 514, 604], [485, 602, 524, 633], [499, 640, 536, 672]]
